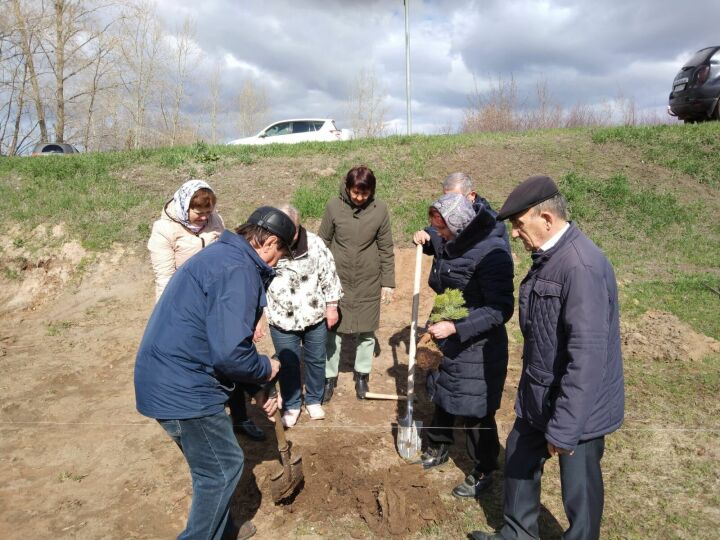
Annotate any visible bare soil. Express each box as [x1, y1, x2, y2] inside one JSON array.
[[0, 241, 714, 538], [621, 309, 720, 362]]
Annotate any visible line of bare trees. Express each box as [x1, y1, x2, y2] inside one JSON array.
[[461, 75, 668, 134], [0, 0, 265, 155]]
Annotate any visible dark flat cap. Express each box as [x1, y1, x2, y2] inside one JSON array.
[[496, 175, 559, 220], [246, 206, 296, 247]]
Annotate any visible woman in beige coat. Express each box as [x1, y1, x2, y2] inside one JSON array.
[[147, 179, 265, 441], [147, 179, 225, 301], [318, 165, 395, 400]]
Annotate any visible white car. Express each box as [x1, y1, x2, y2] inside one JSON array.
[[227, 118, 345, 145]]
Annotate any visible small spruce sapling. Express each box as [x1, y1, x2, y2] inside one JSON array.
[[416, 289, 468, 370]]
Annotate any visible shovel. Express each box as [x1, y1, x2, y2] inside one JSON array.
[[267, 382, 304, 503], [396, 243, 424, 460]]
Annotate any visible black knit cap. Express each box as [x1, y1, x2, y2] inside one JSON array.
[[496, 175, 560, 221], [246, 206, 296, 247]]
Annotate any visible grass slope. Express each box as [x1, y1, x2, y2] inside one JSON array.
[[1, 124, 719, 538]]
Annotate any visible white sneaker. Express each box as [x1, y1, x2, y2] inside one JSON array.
[[281, 409, 301, 428], [306, 403, 326, 420]]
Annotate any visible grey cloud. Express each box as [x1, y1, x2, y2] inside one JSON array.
[[156, 0, 720, 134]]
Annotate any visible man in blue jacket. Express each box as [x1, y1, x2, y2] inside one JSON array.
[[472, 176, 624, 540], [134, 206, 296, 540]]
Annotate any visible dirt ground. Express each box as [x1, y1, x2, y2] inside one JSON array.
[[1, 241, 717, 539]]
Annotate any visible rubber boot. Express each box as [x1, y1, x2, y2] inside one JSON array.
[[322, 377, 337, 404], [354, 371, 369, 400]]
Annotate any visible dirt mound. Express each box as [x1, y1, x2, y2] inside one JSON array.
[[253, 433, 447, 537], [622, 310, 720, 361]]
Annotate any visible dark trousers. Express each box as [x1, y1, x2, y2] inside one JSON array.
[[227, 387, 248, 425], [426, 404, 500, 474], [500, 417, 605, 540]]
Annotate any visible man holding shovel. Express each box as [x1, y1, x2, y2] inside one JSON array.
[[472, 175, 624, 540], [134, 206, 296, 540]]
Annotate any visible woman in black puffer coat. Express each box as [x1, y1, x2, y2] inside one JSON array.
[[412, 193, 514, 499]]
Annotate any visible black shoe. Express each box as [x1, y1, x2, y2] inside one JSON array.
[[322, 377, 337, 404], [354, 371, 369, 400], [452, 470, 493, 498], [235, 419, 266, 441], [420, 444, 449, 469], [469, 531, 504, 540]]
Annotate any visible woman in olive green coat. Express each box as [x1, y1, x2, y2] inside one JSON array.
[[318, 165, 395, 400]]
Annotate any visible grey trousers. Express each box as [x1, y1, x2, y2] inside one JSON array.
[[500, 417, 605, 540]]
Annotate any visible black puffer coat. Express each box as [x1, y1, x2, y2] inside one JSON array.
[[424, 202, 514, 418]]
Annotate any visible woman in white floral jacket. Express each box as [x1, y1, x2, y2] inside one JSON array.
[[266, 204, 343, 427]]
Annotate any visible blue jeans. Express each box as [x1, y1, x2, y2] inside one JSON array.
[[270, 321, 327, 409], [158, 412, 243, 540]]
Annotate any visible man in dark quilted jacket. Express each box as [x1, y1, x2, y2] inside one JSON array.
[[472, 175, 624, 540]]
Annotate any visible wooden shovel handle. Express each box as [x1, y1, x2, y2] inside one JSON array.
[[407, 244, 423, 406], [267, 382, 289, 453]]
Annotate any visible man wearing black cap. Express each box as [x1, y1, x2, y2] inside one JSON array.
[[472, 176, 624, 540], [134, 206, 296, 540]]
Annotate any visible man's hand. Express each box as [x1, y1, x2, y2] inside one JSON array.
[[428, 321, 456, 340], [326, 305, 339, 329], [413, 230, 430, 245], [547, 442, 574, 457], [381, 287, 394, 305], [258, 390, 282, 421], [253, 323, 266, 342], [267, 357, 281, 381]]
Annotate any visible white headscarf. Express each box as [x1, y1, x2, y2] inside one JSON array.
[[172, 179, 213, 231]]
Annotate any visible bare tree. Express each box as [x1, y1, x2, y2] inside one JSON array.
[[118, 0, 165, 149], [564, 103, 601, 128], [237, 78, 268, 137], [207, 61, 222, 143], [10, 0, 48, 142], [462, 74, 518, 133], [347, 68, 387, 138], [81, 32, 118, 150], [163, 16, 200, 146], [523, 78, 563, 130]]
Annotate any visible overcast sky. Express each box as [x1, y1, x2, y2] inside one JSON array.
[[154, 0, 720, 139]]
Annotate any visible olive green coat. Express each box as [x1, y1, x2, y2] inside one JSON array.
[[318, 187, 395, 333]]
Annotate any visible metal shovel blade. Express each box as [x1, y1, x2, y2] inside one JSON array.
[[270, 445, 304, 503], [397, 414, 423, 461]]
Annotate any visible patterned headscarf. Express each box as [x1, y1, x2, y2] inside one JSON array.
[[430, 193, 475, 236], [173, 179, 213, 230]]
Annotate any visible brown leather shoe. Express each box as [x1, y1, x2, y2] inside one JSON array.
[[237, 520, 256, 540]]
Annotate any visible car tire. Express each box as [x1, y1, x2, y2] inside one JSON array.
[[713, 101, 720, 121]]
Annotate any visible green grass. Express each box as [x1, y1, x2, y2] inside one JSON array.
[[558, 170, 719, 273], [1, 124, 719, 540], [621, 273, 720, 340], [592, 122, 720, 187]]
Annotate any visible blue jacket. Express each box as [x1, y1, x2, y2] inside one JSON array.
[[424, 201, 515, 418], [516, 223, 624, 450], [134, 230, 273, 420]]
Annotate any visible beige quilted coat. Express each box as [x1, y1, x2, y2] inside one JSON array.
[[147, 202, 225, 300]]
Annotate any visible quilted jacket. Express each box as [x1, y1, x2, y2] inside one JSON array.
[[516, 222, 624, 450]]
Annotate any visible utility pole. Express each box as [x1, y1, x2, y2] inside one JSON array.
[[404, 0, 412, 135]]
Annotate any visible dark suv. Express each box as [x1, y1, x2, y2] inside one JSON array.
[[31, 142, 80, 155], [668, 46, 720, 123]]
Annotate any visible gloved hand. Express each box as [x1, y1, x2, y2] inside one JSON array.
[[381, 287, 394, 305]]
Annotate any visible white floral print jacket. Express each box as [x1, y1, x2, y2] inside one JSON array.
[[266, 227, 343, 331]]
